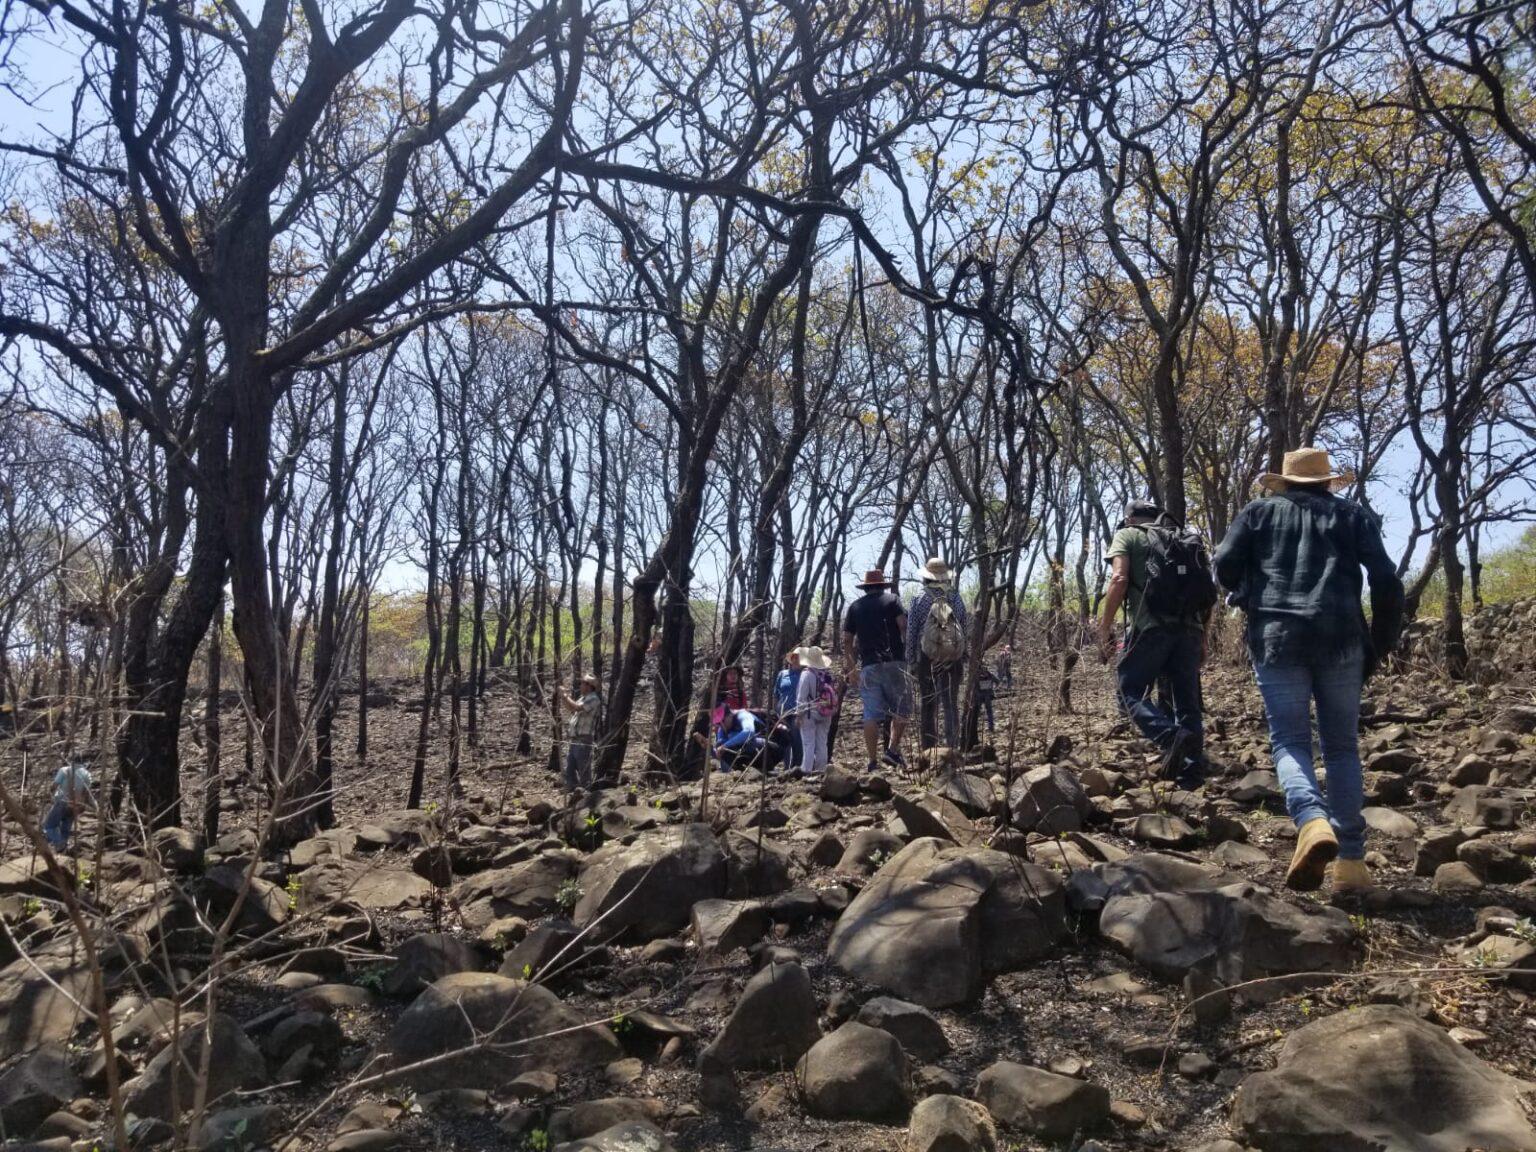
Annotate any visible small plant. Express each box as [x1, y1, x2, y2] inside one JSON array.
[[424, 800, 440, 816], [355, 965, 389, 992], [1298, 997, 1313, 1018], [1469, 946, 1501, 969], [584, 812, 601, 831], [611, 1012, 633, 1035], [286, 874, 303, 911], [20, 897, 42, 917], [868, 849, 890, 869], [521, 963, 534, 979], [1511, 918, 1536, 944], [556, 878, 583, 911], [525, 1129, 550, 1152], [1349, 912, 1370, 934], [651, 797, 665, 810]]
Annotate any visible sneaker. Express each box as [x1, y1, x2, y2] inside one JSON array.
[[1159, 729, 1198, 781], [883, 748, 907, 770]]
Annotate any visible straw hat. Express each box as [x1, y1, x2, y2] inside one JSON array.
[[855, 567, 892, 589], [581, 672, 599, 688], [797, 645, 831, 670], [922, 557, 953, 585], [1258, 447, 1354, 493]]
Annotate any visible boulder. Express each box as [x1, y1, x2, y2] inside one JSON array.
[[930, 773, 996, 819], [906, 1094, 997, 1152], [1129, 814, 1198, 849], [0, 951, 89, 1060], [193, 1105, 281, 1152], [574, 825, 726, 942], [452, 853, 579, 930], [894, 793, 984, 846], [720, 831, 792, 898], [383, 933, 482, 998], [555, 1121, 671, 1152], [198, 864, 290, 934], [828, 839, 1067, 1007], [1232, 1004, 1536, 1151], [796, 1021, 910, 1122], [1433, 861, 1483, 896], [299, 861, 432, 913], [855, 997, 950, 1062], [499, 920, 585, 981], [700, 961, 820, 1071], [0, 1044, 79, 1135], [1361, 807, 1417, 840], [388, 973, 620, 1090], [1443, 786, 1520, 829], [691, 899, 770, 954], [125, 1014, 268, 1119], [1008, 765, 1091, 834], [1092, 854, 1354, 993], [975, 1061, 1109, 1139], [837, 829, 905, 873]]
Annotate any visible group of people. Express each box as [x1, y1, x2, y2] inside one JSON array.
[[554, 443, 1403, 901], [1098, 446, 1404, 896]]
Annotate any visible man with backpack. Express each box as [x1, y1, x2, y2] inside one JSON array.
[[794, 645, 839, 776], [908, 557, 968, 750], [1098, 500, 1217, 789]]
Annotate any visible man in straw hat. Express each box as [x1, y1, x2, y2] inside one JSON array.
[[907, 557, 968, 749], [842, 568, 912, 772], [560, 672, 603, 797], [1215, 446, 1404, 896]]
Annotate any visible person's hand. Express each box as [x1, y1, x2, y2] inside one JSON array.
[[1097, 629, 1116, 664], [1199, 635, 1209, 666], [846, 666, 859, 688]]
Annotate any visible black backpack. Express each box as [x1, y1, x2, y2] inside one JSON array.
[[1137, 521, 1218, 620]]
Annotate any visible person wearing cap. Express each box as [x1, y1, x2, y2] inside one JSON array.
[[841, 567, 911, 772], [906, 557, 969, 750], [560, 672, 603, 796], [794, 645, 838, 776], [1215, 446, 1404, 896], [1098, 498, 1210, 789]]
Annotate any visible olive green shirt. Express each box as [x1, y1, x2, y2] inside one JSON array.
[[1106, 526, 1204, 633]]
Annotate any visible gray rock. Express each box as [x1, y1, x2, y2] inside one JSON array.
[[691, 899, 770, 954], [700, 961, 820, 1071], [856, 996, 950, 1062], [906, 1094, 997, 1152], [384, 933, 481, 997], [193, 1105, 280, 1151], [1362, 807, 1417, 840], [720, 831, 792, 898], [1433, 860, 1484, 896], [837, 829, 905, 873], [828, 839, 1066, 1007], [1443, 786, 1520, 829], [451, 852, 579, 930], [1130, 814, 1198, 848], [125, 1014, 268, 1119], [796, 1021, 910, 1121], [575, 825, 726, 942], [930, 772, 997, 819], [1094, 854, 1354, 994], [0, 950, 89, 1060], [808, 832, 846, 868], [0, 1044, 79, 1135], [1008, 765, 1091, 834], [1415, 826, 1474, 876], [1232, 1004, 1536, 1151], [555, 1121, 671, 1152], [498, 920, 584, 981], [975, 1061, 1109, 1139], [198, 864, 290, 935], [387, 973, 619, 1090]]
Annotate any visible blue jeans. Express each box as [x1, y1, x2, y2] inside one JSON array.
[[1116, 625, 1204, 780], [1253, 650, 1366, 859], [42, 800, 74, 850]]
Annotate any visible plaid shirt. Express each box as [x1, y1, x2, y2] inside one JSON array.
[[906, 586, 968, 663], [1214, 490, 1404, 666]]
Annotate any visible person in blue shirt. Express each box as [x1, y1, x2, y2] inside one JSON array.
[[713, 707, 767, 773], [772, 648, 804, 773]]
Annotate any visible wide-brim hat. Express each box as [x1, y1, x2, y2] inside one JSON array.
[[1258, 446, 1354, 493], [855, 568, 892, 589], [581, 672, 599, 688], [922, 557, 953, 585], [797, 645, 831, 670]]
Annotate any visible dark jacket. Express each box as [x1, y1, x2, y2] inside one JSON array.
[[1213, 489, 1404, 670]]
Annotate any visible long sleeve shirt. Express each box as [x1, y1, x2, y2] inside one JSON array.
[[1214, 489, 1405, 666], [906, 587, 968, 663], [717, 710, 761, 751]]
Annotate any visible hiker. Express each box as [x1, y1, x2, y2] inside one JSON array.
[[908, 557, 968, 749], [995, 645, 1013, 689], [1214, 447, 1404, 895], [841, 567, 911, 772], [560, 672, 603, 796], [772, 648, 804, 773], [976, 660, 997, 734], [42, 756, 93, 852], [1097, 499, 1217, 790], [795, 645, 839, 777], [712, 705, 770, 773], [716, 664, 748, 713]]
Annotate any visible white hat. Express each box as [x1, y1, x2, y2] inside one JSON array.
[[922, 557, 953, 585], [796, 645, 831, 670]]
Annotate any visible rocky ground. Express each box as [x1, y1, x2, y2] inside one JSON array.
[[1, 603, 1535, 1152]]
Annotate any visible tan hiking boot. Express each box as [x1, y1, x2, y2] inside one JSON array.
[[1286, 817, 1339, 891], [1330, 858, 1375, 895]]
